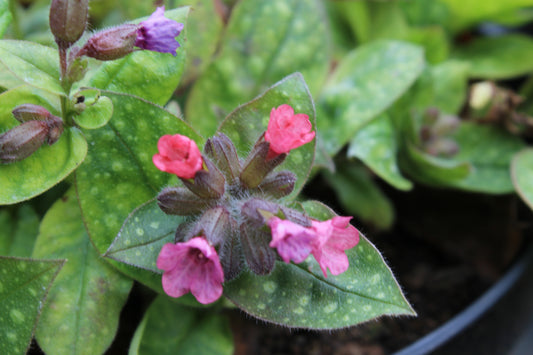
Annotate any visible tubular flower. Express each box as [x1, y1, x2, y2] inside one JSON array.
[[311, 217, 360, 277], [268, 217, 316, 264], [153, 134, 203, 179], [157, 237, 224, 304], [264, 104, 315, 159], [135, 6, 184, 56]]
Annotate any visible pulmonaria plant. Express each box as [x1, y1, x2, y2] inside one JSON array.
[[154, 105, 360, 304]]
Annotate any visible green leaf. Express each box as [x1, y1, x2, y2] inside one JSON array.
[[186, 0, 330, 137], [430, 60, 469, 114], [0, 40, 64, 95], [175, 0, 224, 85], [83, 7, 189, 106], [318, 40, 425, 156], [32, 189, 132, 355], [453, 34, 533, 79], [0, 257, 65, 355], [73, 94, 114, 129], [106, 199, 183, 274], [218, 73, 316, 199], [348, 114, 412, 190], [0, 0, 12, 38], [400, 142, 471, 186], [75, 91, 201, 289], [0, 205, 40, 257], [224, 200, 414, 329], [0, 62, 24, 91], [447, 122, 525, 193], [440, 0, 533, 31], [323, 164, 395, 230], [0, 127, 87, 205], [129, 296, 234, 355], [512, 149, 533, 211]]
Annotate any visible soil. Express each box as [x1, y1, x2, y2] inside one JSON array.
[[229, 183, 531, 355]]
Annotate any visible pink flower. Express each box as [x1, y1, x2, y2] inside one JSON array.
[[264, 104, 315, 159], [135, 6, 184, 56], [153, 134, 203, 179], [157, 237, 224, 304], [268, 217, 316, 263], [311, 217, 360, 277]]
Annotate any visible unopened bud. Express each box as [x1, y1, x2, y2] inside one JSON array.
[[204, 133, 241, 183], [219, 229, 243, 281], [189, 207, 232, 246], [49, 0, 89, 48], [79, 25, 138, 61], [46, 116, 64, 145], [240, 141, 286, 189], [12, 104, 52, 122], [239, 222, 276, 275], [256, 171, 296, 198], [157, 187, 209, 216], [181, 157, 225, 199], [0, 121, 49, 163]]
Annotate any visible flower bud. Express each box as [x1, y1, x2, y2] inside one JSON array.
[[256, 171, 296, 198], [240, 140, 286, 189], [181, 157, 225, 199], [189, 207, 232, 246], [0, 121, 49, 163], [46, 115, 64, 145], [157, 187, 208, 216], [49, 0, 89, 48], [204, 133, 241, 183], [239, 222, 276, 275], [218, 226, 243, 281], [12, 104, 52, 123], [79, 25, 138, 61]]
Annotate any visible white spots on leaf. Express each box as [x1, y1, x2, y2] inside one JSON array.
[[135, 228, 144, 237], [263, 281, 277, 293], [324, 302, 338, 314], [10, 309, 24, 324]]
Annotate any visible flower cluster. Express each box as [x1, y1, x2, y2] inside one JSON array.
[[153, 105, 359, 304]]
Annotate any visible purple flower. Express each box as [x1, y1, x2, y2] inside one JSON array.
[[157, 237, 224, 304], [135, 6, 184, 56], [268, 217, 316, 264], [311, 217, 360, 277]]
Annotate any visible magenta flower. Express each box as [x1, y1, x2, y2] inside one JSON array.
[[135, 6, 184, 56], [268, 217, 317, 263], [153, 134, 203, 179], [264, 104, 315, 159], [157, 237, 224, 304], [311, 217, 360, 277]]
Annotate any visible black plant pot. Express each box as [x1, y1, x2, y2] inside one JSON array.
[[394, 242, 533, 355]]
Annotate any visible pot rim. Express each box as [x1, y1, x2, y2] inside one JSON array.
[[392, 243, 533, 355]]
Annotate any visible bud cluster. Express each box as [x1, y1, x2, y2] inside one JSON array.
[[0, 105, 64, 163], [154, 105, 359, 304]]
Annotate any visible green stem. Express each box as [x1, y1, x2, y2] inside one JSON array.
[[58, 47, 73, 125]]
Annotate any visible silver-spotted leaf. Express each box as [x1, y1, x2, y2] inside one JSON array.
[[32, 189, 132, 355], [0, 257, 65, 355], [224, 201, 414, 329], [318, 40, 425, 156]]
